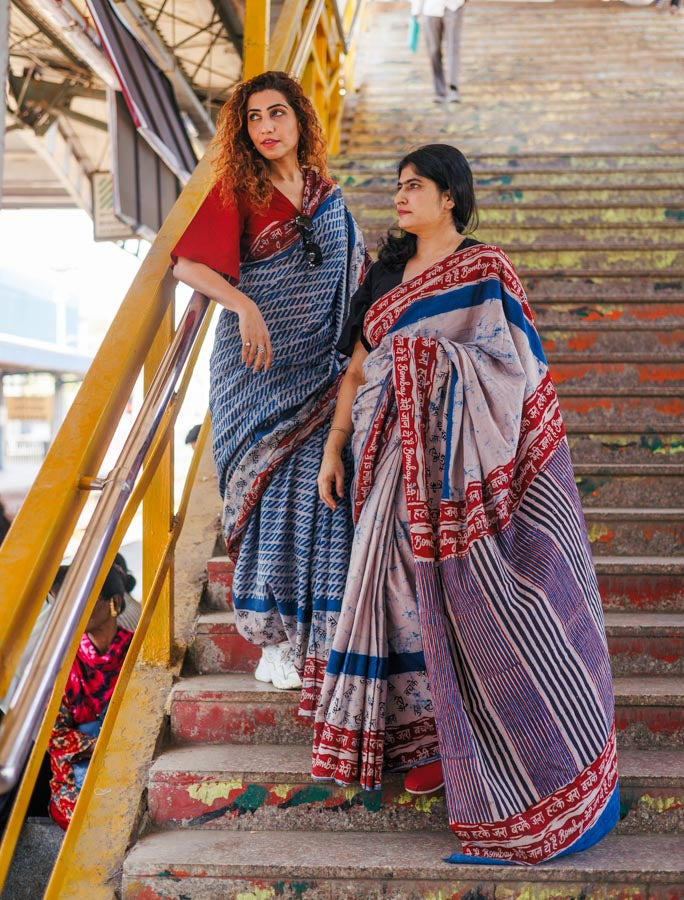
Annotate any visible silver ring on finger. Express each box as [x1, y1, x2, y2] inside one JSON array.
[[243, 341, 252, 347], [256, 345, 266, 353]]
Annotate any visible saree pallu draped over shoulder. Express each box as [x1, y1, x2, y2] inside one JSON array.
[[312, 243, 619, 865], [210, 176, 368, 709]]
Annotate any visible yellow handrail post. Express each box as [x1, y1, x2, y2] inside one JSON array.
[[141, 272, 175, 665], [243, 0, 271, 78]]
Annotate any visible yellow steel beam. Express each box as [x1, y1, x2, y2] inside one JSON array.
[[243, 0, 271, 78], [270, 0, 308, 72], [142, 277, 175, 666]]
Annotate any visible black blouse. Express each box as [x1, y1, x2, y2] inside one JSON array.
[[337, 238, 482, 357]]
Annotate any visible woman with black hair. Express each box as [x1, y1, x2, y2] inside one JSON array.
[[47, 564, 132, 829], [313, 144, 618, 865]]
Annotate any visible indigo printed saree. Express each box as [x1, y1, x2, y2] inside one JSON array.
[[210, 173, 367, 708], [312, 243, 618, 864]]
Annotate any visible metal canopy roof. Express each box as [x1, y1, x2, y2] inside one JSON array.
[[3, 0, 244, 213]]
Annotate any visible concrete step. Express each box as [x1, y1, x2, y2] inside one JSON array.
[[337, 171, 684, 191], [204, 556, 234, 611], [206, 557, 684, 618], [189, 610, 683, 678], [523, 275, 684, 302], [567, 431, 684, 465], [357, 189, 684, 211], [479, 207, 684, 227], [532, 297, 684, 332], [169, 674, 684, 749], [333, 154, 684, 174], [358, 225, 684, 253], [146, 744, 683, 835], [597, 558, 684, 613], [574, 465, 684, 508], [540, 327, 684, 356], [561, 398, 682, 432], [480, 228, 684, 250], [548, 357, 684, 389], [584, 508, 683, 558], [123, 830, 684, 898]]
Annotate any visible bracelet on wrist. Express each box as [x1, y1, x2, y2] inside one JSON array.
[[328, 426, 352, 440]]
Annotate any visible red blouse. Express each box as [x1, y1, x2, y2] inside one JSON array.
[[171, 182, 301, 283]]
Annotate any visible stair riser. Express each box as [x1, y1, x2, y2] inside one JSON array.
[[567, 433, 684, 466], [170, 698, 683, 749], [357, 189, 684, 208], [599, 574, 684, 613], [561, 399, 682, 431], [524, 276, 684, 302], [190, 629, 260, 674], [204, 573, 684, 619], [190, 628, 682, 678], [124, 873, 684, 899], [534, 306, 684, 331], [338, 171, 684, 190], [205, 562, 233, 611], [333, 155, 684, 173], [551, 362, 684, 391], [576, 474, 684, 509], [147, 776, 683, 836], [541, 330, 684, 356], [586, 519, 682, 558], [170, 700, 310, 746]]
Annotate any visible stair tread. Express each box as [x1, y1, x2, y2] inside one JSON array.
[[172, 673, 684, 705], [584, 508, 684, 518], [150, 744, 684, 784], [595, 557, 684, 573], [574, 464, 684, 474], [124, 830, 684, 880], [195, 609, 684, 633]]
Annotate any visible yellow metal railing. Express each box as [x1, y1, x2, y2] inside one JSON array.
[[0, 0, 365, 893]]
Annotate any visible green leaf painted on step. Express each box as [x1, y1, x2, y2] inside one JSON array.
[[575, 476, 611, 496], [277, 784, 332, 808], [273, 883, 316, 897], [664, 209, 684, 222], [233, 783, 269, 812]]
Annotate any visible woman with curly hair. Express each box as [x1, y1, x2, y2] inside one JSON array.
[[172, 71, 368, 696]]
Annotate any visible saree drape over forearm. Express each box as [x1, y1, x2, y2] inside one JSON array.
[[312, 244, 618, 865], [208, 177, 367, 706]]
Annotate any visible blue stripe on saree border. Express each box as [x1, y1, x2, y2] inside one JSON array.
[[327, 649, 427, 678], [233, 594, 344, 617], [387, 279, 546, 366]]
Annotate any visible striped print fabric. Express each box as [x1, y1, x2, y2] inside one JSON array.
[[312, 243, 618, 865]]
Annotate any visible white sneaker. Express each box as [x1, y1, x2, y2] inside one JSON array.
[[254, 645, 280, 683], [271, 642, 302, 690]]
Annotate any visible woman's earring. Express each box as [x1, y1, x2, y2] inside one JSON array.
[[109, 598, 118, 618]]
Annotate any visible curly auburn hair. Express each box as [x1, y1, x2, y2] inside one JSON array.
[[213, 71, 329, 209]]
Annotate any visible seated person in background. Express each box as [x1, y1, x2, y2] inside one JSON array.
[[112, 552, 142, 632], [48, 565, 133, 830]]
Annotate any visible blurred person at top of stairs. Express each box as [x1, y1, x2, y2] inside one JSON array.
[[411, 0, 466, 103], [315, 143, 619, 866], [172, 71, 369, 695]]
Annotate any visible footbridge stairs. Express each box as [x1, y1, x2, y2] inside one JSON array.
[[122, 0, 684, 894]]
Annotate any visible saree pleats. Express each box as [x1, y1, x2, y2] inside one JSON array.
[[312, 244, 618, 864]]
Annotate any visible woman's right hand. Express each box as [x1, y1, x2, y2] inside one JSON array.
[[237, 298, 273, 372], [318, 447, 345, 510]]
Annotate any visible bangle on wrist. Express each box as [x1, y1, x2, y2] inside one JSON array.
[[328, 426, 352, 440]]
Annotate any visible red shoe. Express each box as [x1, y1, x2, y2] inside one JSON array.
[[404, 759, 444, 795]]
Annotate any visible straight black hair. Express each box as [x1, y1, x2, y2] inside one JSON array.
[[378, 144, 479, 271]]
